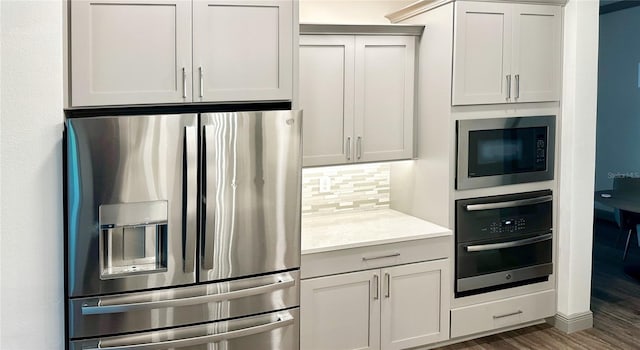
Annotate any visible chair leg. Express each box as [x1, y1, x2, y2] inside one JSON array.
[[623, 228, 633, 261]]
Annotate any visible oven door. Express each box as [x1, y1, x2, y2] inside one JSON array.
[[457, 116, 555, 190], [456, 233, 553, 294]]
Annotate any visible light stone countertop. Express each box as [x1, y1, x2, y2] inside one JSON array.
[[301, 208, 452, 255]]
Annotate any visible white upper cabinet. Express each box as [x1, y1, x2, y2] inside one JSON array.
[[193, 0, 292, 102], [511, 4, 562, 103], [300, 28, 417, 167], [70, 0, 293, 107], [355, 36, 415, 163], [452, 1, 561, 106], [71, 0, 192, 106], [299, 35, 355, 166]]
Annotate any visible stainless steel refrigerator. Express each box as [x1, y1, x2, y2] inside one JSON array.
[[65, 110, 301, 349]]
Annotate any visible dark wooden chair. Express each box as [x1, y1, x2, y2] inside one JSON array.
[[613, 177, 640, 260]]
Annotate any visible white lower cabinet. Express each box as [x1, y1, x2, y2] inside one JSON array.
[[450, 289, 556, 338], [301, 259, 450, 350]]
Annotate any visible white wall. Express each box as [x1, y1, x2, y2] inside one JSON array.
[[595, 6, 640, 193], [556, 0, 599, 323], [300, 0, 413, 24], [0, 1, 65, 349]]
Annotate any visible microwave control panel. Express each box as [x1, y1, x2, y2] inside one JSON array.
[[536, 135, 546, 166]]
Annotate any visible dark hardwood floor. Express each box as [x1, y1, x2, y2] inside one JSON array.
[[437, 219, 640, 349]]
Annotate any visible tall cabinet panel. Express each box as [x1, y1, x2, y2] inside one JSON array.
[[452, 1, 511, 105], [355, 36, 415, 163], [299, 36, 355, 167], [193, 0, 293, 102], [71, 0, 192, 106], [511, 4, 561, 103]]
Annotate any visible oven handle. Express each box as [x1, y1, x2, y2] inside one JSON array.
[[81, 274, 295, 315], [465, 195, 552, 212], [466, 233, 552, 252], [84, 312, 295, 350]]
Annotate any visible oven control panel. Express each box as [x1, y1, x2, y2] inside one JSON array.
[[488, 218, 526, 234]]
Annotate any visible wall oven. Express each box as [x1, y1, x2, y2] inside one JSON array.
[[457, 116, 555, 190], [455, 190, 553, 297]]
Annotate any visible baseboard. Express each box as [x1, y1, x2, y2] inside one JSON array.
[[550, 311, 593, 333]]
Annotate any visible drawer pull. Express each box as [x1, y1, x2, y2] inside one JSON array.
[[493, 310, 523, 319], [362, 253, 400, 261], [373, 275, 379, 300]]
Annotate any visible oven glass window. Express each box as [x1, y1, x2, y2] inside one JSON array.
[[468, 127, 547, 178]]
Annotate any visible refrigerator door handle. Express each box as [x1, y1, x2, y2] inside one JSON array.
[[202, 124, 216, 270], [183, 126, 197, 273], [82, 273, 295, 315], [85, 312, 295, 350]]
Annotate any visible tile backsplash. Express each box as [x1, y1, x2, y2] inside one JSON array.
[[302, 163, 390, 217]]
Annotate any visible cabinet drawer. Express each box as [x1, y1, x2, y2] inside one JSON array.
[[450, 289, 555, 338], [301, 236, 450, 279]]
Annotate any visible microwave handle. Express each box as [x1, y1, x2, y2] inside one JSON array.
[[465, 195, 552, 212]]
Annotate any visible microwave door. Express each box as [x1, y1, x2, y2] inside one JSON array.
[[66, 114, 198, 298], [200, 111, 302, 282]]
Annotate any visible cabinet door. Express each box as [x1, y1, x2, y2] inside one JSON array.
[[71, 0, 192, 106], [452, 1, 512, 105], [193, 0, 293, 102], [301, 270, 380, 350], [511, 5, 561, 103], [381, 259, 450, 350], [354, 36, 415, 162], [300, 35, 355, 167]]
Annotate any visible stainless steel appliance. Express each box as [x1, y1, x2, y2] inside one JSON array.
[[455, 190, 553, 297], [65, 110, 301, 349], [457, 116, 555, 190]]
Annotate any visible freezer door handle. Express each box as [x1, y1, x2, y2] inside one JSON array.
[[202, 124, 216, 270], [81, 273, 295, 315], [85, 312, 295, 350], [183, 126, 197, 273]]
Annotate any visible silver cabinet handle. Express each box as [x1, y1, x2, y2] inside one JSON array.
[[465, 195, 552, 211], [182, 67, 187, 98], [362, 253, 400, 261], [82, 274, 295, 315], [88, 312, 295, 350], [515, 74, 520, 99], [199, 66, 204, 98], [346, 137, 352, 161], [356, 136, 362, 160], [183, 126, 197, 273], [384, 273, 390, 298], [373, 275, 379, 300], [506, 74, 511, 100], [466, 233, 552, 252], [493, 310, 523, 319], [202, 125, 215, 270]]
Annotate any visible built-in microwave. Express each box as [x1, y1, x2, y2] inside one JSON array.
[[456, 116, 555, 190]]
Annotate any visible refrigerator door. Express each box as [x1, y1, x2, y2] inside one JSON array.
[[70, 308, 299, 350], [66, 114, 198, 297], [200, 110, 301, 282]]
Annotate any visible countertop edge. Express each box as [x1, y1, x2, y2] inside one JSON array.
[[301, 229, 452, 255]]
